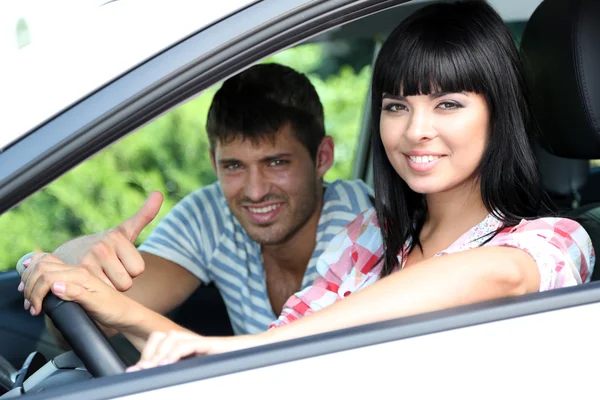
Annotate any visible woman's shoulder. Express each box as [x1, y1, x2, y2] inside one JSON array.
[[490, 215, 595, 285], [494, 216, 592, 253], [501, 216, 587, 236]]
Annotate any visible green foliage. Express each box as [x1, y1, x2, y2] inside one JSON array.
[[0, 42, 372, 272]]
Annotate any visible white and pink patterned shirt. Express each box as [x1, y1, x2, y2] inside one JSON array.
[[271, 208, 595, 327]]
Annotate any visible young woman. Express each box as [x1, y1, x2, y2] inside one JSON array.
[[22, 0, 595, 370]]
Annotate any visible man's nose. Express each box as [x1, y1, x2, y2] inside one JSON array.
[[244, 168, 271, 202]]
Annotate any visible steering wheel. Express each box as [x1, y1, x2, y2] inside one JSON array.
[[17, 254, 125, 378]]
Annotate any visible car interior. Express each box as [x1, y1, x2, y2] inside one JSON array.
[[1, 0, 599, 396], [522, 0, 600, 280]]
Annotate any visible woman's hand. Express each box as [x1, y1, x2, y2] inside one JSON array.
[[19, 253, 136, 330], [127, 331, 264, 371]]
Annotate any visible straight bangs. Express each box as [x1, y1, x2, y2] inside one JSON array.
[[373, 15, 492, 101]]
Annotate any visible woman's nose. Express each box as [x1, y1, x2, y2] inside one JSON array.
[[404, 108, 436, 142]]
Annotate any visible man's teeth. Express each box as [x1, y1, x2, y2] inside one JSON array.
[[409, 155, 441, 163], [249, 204, 281, 214]]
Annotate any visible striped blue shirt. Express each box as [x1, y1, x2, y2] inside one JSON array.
[[138, 179, 373, 334]]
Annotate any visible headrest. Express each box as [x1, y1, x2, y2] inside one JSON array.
[[520, 0, 600, 159]]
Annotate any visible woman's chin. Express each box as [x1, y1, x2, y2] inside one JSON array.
[[404, 180, 443, 195], [404, 177, 478, 197]]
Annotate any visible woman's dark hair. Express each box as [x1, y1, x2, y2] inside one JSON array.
[[371, 0, 547, 276]]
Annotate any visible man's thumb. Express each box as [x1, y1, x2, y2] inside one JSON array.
[[119, 191, 164, 242]]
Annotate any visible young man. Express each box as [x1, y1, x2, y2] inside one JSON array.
[[20, 63, 372, 349]]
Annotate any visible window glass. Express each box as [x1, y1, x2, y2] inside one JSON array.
[[0, 38, 373, 272]]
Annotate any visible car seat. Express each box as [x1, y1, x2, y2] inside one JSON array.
[[520, 0, 600, 281]]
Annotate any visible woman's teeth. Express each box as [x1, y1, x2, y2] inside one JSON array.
[[409, 155, 441, 163]]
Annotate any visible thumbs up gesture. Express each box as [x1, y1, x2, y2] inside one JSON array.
[[42, 191, 163, 291], [16, 192, 164, 320]]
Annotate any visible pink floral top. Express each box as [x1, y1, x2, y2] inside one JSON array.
[[270, 208, 595, 328]]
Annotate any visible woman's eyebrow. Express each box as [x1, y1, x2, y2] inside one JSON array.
[[382, 91, 468, 100], [382, 92, 466, 101], [430, 91, 468, 99], [382, 93, 407, 100]]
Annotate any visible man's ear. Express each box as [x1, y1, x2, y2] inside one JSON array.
[[210, 150, 218, 175], [315, 136, 334, 179]]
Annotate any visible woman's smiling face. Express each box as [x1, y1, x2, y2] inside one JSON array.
[[379, 91, 490, 195]]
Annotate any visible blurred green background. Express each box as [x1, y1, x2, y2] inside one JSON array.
[[0, 40, 374, 271]]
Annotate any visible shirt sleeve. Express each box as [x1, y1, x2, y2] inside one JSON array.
[[138, 187, 222, 284], [486, 217, 595, 290], [270, 208, 383, 328]]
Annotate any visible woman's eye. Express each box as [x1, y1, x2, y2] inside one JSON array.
[[437, 101, 461, 110], [383, 103, 408, 112]]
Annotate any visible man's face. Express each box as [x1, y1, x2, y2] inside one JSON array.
[[212, 125, 332, 245]]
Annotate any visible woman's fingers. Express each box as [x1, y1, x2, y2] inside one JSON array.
[[129, 331, 207, 372], [22, 253, 70, 315], [126, 332, 263, 373], [26, 266, 91, 316], [158, 338, 209, 365], [20, 252, 60, 285], [138, 331, 168, 364], [50, 276, 91, 302]]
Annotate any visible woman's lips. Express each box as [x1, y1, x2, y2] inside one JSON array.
[[405, 154, 445, 172]]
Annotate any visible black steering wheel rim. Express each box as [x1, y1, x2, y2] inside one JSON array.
[[42, 294, 126, 377], [17, 253, 125, 378]]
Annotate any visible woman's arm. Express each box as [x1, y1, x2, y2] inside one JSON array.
[[260, 245, 539, 344], [131, 245, 539, 369], [119, 303, 192, 350], [47, 276, 192, 351], [268, 216, 594, 340]]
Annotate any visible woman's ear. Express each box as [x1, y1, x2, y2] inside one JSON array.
[[315, 136, 335, 179]]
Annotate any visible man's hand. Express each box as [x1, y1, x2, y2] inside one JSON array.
[[52, 191, 164, 291]]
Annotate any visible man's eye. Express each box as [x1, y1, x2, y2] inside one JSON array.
[[269, 159, 287, 167], [382, 103, 408, 112], [225, 163, 240, 170]]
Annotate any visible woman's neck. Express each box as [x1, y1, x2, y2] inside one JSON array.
[[421, 181, 489, 240]]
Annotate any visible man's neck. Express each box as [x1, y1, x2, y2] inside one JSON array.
[[261, 195, 324, 276], [261, 194, 324, 316]]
